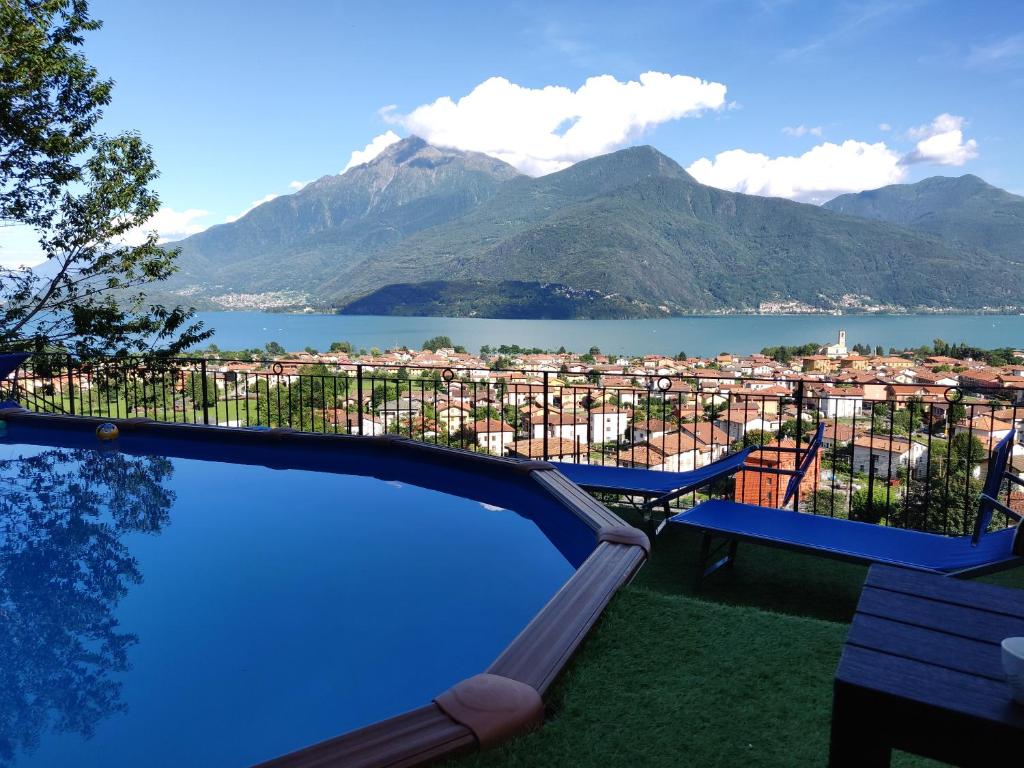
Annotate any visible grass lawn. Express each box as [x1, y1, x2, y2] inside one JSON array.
[[452, 519, 1024, 768]]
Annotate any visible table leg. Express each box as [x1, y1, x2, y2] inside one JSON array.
[[829, 681, 892, 767]]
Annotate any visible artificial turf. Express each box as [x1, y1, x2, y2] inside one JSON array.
[[452, 520, 1024, 768]]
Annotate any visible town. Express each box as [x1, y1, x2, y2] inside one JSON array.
[[16, 330, 1024, 528]]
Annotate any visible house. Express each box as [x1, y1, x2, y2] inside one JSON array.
[[508, 437, 588, 463], [884, 384, 949, 406], [680, 422, 731, 461], [871, 356, 915, 370], [332, 412, 385, 436], [851, 435, 928, 480], [631, 418, 674, 443], [952, 414, 1015, 445], [545, 410, 589, 443], [913, 370, 959, 387], [731, 386, 790, 416], [714, 413, 781, 443], [470, 418, 516, 453], [615, 433, 711, 473], [812, 386, 865, 419], [587, 405, 631, 444], [821, 422, 856, 450], [734, 438, 820, 508], [839, 355, 872, 371], [802, 355, 837, 374], [435, 402, 471, 434]]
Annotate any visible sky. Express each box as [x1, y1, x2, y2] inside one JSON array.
[[2, 0, 1023, 267]]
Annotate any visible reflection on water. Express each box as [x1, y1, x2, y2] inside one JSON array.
[[0, 449, 174, 767]]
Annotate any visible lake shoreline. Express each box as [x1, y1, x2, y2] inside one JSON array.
[[190, 312, 1023, 359]]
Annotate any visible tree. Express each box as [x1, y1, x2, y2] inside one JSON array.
[[329, 340, 352, 353], [946, 401, 966, 427], [186, 370, 217, 410], [809, 489, 847, 518], [778, 419, 814, 443], [0, 1, 209, 359], [422, 336, 454, 352], [0, 446, 174, 760], [675, 351, 687, 361], [736, 429, 774, 449], [264, 341, 285, 357], [896, 434, 985, 535]]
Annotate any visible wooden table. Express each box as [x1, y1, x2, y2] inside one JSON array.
[[830, 564, 1024, 767]]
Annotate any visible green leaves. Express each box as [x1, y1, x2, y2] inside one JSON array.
[[1, 1, 211, 360]]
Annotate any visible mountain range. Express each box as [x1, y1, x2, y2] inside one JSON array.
[[155, 136, 1024, 317]]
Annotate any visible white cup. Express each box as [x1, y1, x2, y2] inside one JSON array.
[[1002, 637, 1024, 704]]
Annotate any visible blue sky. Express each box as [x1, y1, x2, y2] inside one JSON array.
[[2, 0, 1023, 265]]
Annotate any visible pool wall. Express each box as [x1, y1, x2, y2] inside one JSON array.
[[0, 407, 649, 768]]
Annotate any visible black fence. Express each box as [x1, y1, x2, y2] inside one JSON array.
[[7, 352, 1022, 535]]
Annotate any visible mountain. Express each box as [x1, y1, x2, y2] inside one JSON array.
[[158, 137, 521, 304], [156, 139, 1024, 317], [327, 147, 1022, 314], [824, 175, 1024, 262]]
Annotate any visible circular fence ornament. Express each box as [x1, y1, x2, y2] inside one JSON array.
[[272, 363, 284, 375], [657, 377, 672, 392], [944, 387, 964, 404], [441, 368, 455, 383]]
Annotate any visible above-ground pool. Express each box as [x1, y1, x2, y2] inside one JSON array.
[[0, 410, 647, 768]]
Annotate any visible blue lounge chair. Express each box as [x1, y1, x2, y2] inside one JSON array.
[[669, 430, 1023, 583], [553, 423, 825, 535]]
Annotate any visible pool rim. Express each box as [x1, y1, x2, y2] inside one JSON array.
[[0, 407, 649, 768]]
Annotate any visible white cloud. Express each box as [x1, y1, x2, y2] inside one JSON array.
[[342, 130, 401, 172], [384, 72, 727, 176], [878, 122, 892, 132], [289, 180, 310, 191], [903, 113, 978, 166], [688, 113, 979, 203], [687, 140, 905, 204], [123, 206, 211, 245], [782, 124, 823, 137], [224, 194, 277, 223]]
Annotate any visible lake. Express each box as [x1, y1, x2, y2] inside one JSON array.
[[193, 312, 1024, 358]]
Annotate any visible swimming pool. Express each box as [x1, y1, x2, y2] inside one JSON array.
[[0, 409, 647, 768]]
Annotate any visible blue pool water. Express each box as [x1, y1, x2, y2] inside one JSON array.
[[0, 422, 593, 767]]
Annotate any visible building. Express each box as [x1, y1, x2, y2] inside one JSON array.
[[471, 419, 516, 453], [508, 437, 588, 463], [820, 330, 848, 358], [615, 433, 710, 473], [733, 438, 820, 509], [851, 435, 928, 480], [588, 405, 631, 444], [714, 413, 781, 443], [545, 410, 590, 443], [802, 355, 836, 374], [952, 414, 1015, 445], [812, 386, 865, 419]]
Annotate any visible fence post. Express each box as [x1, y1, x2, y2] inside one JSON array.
[[66, 354, 75, 415], [356, 364, 364, 435], [543, 371, 550, 460], [200, 358, 210, 425], [793, 379, 804, 512]]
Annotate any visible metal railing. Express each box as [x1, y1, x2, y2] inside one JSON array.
[[8, 352, 1023, 535]]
